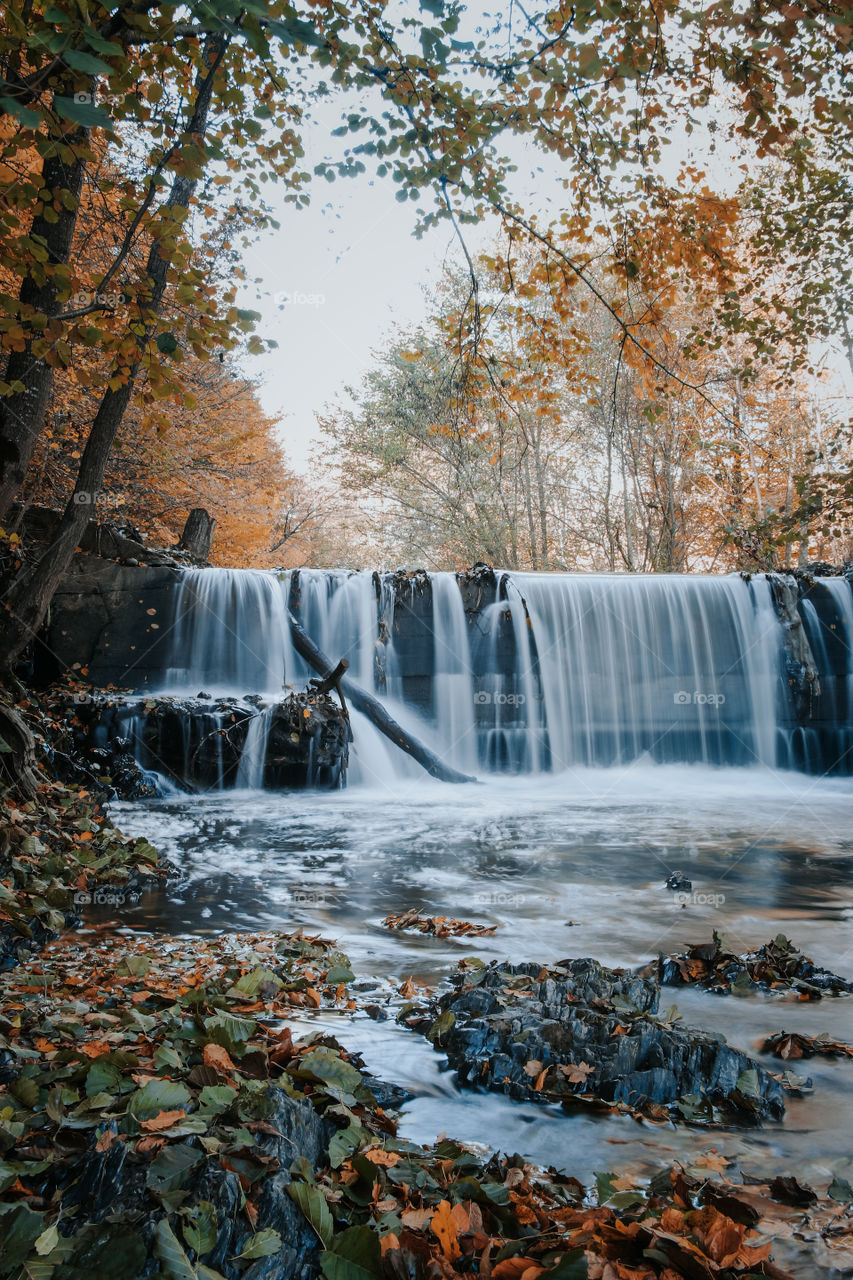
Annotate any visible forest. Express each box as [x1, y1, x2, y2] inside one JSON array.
[[1, 3, 853, 1280]]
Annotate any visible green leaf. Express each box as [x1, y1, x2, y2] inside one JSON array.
[[146, 1143, 204, 1195], [127, 1077, 192, 1121], [156, 332, 179, 355], [53, 94, 112, 129], [34, 1222, 60, 1256], [736, 1068, 760, 1099], [234, 1228, 282, 1260], [320, 1226, 382, 1280], [181, 1201, 218, 1254], [828, 1177, 853, 1202], [328, 1122, 370, 1169], [0, 1203, 45, 1267], [116, 954, 150, 977], [86, 1059, 122, 1096], [325, 966, 355, 985], [63, 49, 113, 74], [295, 1049, 362, 1096], [203, 1012, 257, 1056], [264, 16, 323, 47], [287, 1182, 334, 1247], [539, 1251, 588, 1279], [426, 1010, 455, 1043], [0, 97, 41, 129], [154, 1218, 197, 1280]]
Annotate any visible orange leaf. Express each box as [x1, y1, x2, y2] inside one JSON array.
[[135, 1135, 165, 1155], [401, 1207, 433, 1230], [431, 1199, 461, 1260], [79, 1040, 112, 1059], [363, 1148, 401, 1167], [492, 1261, 544, 1279], [140, 1108, 186, 1132], [203, 1042, 236, 1073], [34, 1036, 57, 1052]]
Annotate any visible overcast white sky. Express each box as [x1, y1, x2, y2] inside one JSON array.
[[233, 75, 851, 477]]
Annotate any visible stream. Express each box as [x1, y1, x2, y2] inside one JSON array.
[[104, 764, 853, 1190]]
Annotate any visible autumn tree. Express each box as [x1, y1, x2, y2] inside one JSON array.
[[0, 0, 849, 667]]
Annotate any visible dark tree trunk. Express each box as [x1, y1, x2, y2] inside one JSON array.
[[0, 702, 40, 798], [0, 122, 89, 520], [178, 508, 216, 560], [0, 38, 227, 671], [288, 610, 478, 785]]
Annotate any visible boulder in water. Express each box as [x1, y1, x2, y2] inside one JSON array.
[[411, 957, 786, 1125]]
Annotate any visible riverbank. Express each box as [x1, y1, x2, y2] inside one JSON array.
[[3, 920, 853, 1278]]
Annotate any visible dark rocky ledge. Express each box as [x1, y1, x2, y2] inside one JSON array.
[[60, 690, 350, 793], [408, 957, 786, 1126]]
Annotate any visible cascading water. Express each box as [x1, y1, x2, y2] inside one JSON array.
[[488, 572, 782, 771], [166, 568, 298, 695], [152, 566, 853, 785]]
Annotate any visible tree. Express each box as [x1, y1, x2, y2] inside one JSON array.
[[0, 0, 849, 665]]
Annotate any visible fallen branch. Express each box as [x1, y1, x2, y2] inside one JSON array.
[[287, 611, 478, 785]]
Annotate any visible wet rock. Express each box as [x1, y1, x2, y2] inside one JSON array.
[[363, 1003, 389, 1021], [665, 871, 692, 892], [418, 958, 785, 1125], [58, 690, 349, 792], [769, 573, 820, 719]]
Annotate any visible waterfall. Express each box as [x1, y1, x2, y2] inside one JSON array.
[[153, 567, 853, 784], [166, 567, 297, 694], [235, 705, 274, 789]]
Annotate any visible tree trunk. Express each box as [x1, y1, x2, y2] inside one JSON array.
[[0, 702, 41, 799], [179, 508, 216, 560], [0, 121, 89, 520], [0, 38, 227, 671], [288, 610, 478, 785]]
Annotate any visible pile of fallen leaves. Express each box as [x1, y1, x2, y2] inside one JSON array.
[[0, 929, 361, 1275], [0, 680, 174, 966], [758, 1030, 853, 1060], [383, 910, 497, 938], [2, 927, 853, 1277], [0, 783, 166, 967], [647, 933, 853, 999]]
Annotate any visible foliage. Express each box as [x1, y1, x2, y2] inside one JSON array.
[[0, 687, 168, 964], [321, 229, 852, 571]]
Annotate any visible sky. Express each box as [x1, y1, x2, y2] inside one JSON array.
[[231, 61, 852, 479]]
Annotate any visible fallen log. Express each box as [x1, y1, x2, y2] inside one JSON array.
[[287, 610, 478, 785]]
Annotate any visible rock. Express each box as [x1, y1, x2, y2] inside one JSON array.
[[61, 691, 349, 792], [419, 958, 785, 1125], [769, 573, 820, 719], [665, 872, 692, 892]]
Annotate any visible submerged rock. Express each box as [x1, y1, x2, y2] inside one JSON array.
[[412, 958, 785, 1125]]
